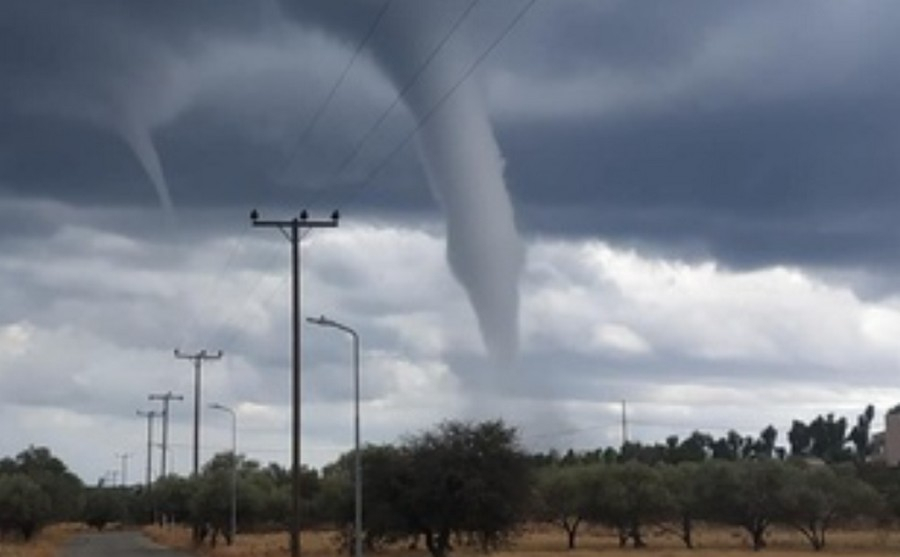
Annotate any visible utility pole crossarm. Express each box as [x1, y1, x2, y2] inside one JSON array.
[[174, 348, 224, 477], [149, 392, 183, 478], [250, 209, 340, 230]]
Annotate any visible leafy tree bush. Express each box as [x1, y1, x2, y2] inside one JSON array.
[[403, 420, 530, 557], [660, 462, 703, 548], [533, 464, 592, 549], [82, 488, 128, 531], [319, 445, 413, 552], [190, 465, 234, 546], [0, 474, 51, 540], [777, 464, 883, 550], [153, 475, 195, 525], [584, 462, 672, 548], [2, 446, 83, 523], [698, 459, 786, 550]]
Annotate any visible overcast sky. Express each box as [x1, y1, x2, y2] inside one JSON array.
[[3, 0, 900, 484]]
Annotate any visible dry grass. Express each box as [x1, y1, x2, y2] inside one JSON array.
[[0, 524, 85, 557], [144, 523, 900, 557]]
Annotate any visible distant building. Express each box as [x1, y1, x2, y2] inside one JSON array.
[[881, 406, 900, 466]]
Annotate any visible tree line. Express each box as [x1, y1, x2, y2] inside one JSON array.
[[2, 405, 899, 556]]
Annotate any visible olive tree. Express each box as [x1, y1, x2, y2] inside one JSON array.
[[400, 420, 530, 557], [534, 464, 592, 549], [82, 488, 128, 531], [0, 474, 51, 540], [660, 462, 703, 549], [583, 462, 672, 548], [777, 464, 883, 551], [699, 460, 787, 551]]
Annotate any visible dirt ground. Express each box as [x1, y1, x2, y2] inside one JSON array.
[[0, 524, 84, 557], [144, 523, 900, 557]]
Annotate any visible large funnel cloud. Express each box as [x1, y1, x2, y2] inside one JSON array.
[[286, 1, 524, 363]]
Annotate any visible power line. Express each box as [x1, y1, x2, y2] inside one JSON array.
[[211, 273, 290, 350], [278, 0, 394, 180], [177, 2, 391, 352], [176, 231, 250, 349], [200, 225, 326, 352], [286, 1, 536, 253], [329, 0, 482, 180], [337, 0, 539, 210], [272, 0, 482, 225], [179, 1, 536, 358]]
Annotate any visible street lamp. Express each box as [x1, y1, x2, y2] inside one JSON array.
[[209, 402, 237, 544], [306, 315, 362, 557]]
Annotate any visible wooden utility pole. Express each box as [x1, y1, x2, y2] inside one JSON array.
[[174, 348, 223, 476], [252, 209, 339, 557], [149, 391, 183, 478], [136, 410, 159, 488]]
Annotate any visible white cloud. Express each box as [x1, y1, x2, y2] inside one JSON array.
[[4, 216, 900, 480], [525, 239, 900, 375], [591, 323, 651, 355]]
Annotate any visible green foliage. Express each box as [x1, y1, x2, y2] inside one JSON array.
[[777, 463, 883, 550], [0, 474, 52, 540], [848, 405, 876, 462], [11, 446, 84, 522], [1, 405, 893, 555], [660, 462, 702, 548], [320, 444, 411, 551], [603, 426, 778, 466], [0, 446, 83, 540], [153, 475, 196, 524], [402, 420, 530, 557], [584, 462, 672, 548], [191, 466, 234, 546], [82, 488, 128, 530], [788, 408, 869, 463], [534, 464, 592, 549], [698, 459, 787, 550]]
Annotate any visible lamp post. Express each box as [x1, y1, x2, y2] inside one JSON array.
[[307, 315, 362, 557], [209, 402, 237, 544]]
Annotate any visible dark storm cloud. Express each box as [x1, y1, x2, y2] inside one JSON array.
[[0, 0, 260, 202], [508, 94, 900, 268], [492, 0, 741, 76], [2, 0, 900, 273]]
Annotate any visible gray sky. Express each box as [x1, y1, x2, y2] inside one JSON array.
[[3, 0, 900, 484]]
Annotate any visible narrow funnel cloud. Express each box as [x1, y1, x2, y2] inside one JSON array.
[[118, 116, 175, 217], [18, 89, 177, 217], [287, 1, 524, 364]]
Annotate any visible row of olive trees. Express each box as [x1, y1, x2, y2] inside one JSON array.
[[291, 421, 900, 555], [0, 446, 84, 540], [2, 415, 898, 555], [534, 459, 883, 551], [51, 420, 524, 556], [137, 420, 528, 556], [540, 406, 878, 468]]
